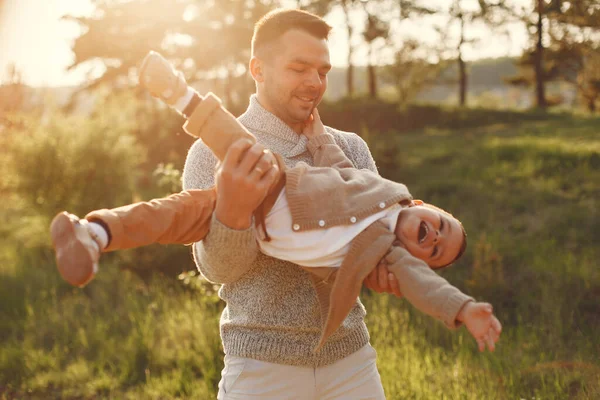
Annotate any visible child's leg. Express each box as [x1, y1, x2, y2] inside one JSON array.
[[51, 189, 216, 287], [86, 189, 216, 251], [139, 51, 287, 230], [184, 93, 260, 162], [139, 51, 263, 162]]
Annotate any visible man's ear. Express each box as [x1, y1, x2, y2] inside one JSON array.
[[249, 57, 264, 82]]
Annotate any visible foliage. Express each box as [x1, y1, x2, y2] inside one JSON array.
[[66, 0, 275, 107], [1, 102, 599, 398], [381, 40, 446, 106], [319, 95, 560, 134], [546, 2, 600, 112], [1, 111, 141, 255], [500, 0, 600, 110], [361, 1, 391, 99], [362, 112, 600, 399], [0, 260, 223, 399]]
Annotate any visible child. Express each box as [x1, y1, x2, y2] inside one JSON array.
[[51, 52, 501, 353]]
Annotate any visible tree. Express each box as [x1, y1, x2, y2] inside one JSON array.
[[66, 0, 191, 90], [308, 0, 434, 99], [546, 1, 600, 112], [443, 0, 501, 107], [361, 4, 390, 99], [0, 64, 26, 114], [339, 0, 360, 97], [66, 0, 275, 108], [383, 39, 446, 106], [303, 0, 362, 97], [500, 0, 567, 109], [452, 1, 470, 106]]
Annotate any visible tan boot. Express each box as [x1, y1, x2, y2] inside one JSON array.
[[138, 51, 188, 105], [50, 212, 101, 287]]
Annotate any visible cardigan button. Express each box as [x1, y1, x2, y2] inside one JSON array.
[[379, 202, 386, 209], [350, 216, 357, 223], [293, 224, 300, 231], [318, 220, 326, 227]]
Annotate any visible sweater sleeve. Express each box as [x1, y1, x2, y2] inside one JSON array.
[[384, 246, 474, 329], [182, 139, 259, 284], [306, 134, 355, 169], [324, 127, 378, 175]]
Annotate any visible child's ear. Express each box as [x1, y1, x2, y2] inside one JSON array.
[[411, 199, 424, 207]]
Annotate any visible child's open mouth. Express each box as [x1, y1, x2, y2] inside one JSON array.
[[418, 221, 428, 244]]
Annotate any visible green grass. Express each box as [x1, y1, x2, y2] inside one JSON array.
[[364, 114, 600, 399], [1, 111, 599, 399]]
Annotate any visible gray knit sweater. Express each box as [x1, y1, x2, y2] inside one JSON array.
[[182, 95, 378, 367]]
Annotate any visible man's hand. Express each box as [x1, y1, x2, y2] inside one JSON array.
[[214, 139, 279, 230], [457, 302, 502, 352], [363, 261, 403, 298], [302, 108, 326, 139]]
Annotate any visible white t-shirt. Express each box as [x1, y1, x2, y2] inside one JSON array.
[[257, 188, 402, 268]]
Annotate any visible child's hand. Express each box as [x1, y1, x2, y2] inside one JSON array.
[[302, 108, 326, 139], [457, 302, 502, 352]]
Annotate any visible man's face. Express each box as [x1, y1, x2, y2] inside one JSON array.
[[395, 203, 464, 268], [255, 29, 331, 130]]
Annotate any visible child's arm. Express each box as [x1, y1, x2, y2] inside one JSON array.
[[385, 245, 501, 352], [303, 109, 356, 170]]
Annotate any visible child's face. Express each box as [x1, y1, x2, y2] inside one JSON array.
[[394, 201, 464, 268]]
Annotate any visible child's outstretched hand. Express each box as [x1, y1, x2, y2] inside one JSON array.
[[457, 302, 502, 352], [302, 108, 326, 139]]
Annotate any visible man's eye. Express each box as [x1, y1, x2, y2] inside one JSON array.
[[440, 216, 444, 231], [291, 68, 304, 73], [431, 246, 438, 257]]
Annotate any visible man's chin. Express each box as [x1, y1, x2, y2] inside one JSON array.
[[289, 110, 312, 123]]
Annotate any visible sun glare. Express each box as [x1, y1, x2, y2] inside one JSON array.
[[0, 0, 93, 87]]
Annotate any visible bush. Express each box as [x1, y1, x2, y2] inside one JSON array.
[[6, 113, 142, 218], [318, 96, 569, 136]]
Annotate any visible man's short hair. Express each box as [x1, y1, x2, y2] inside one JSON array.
[[251, 9, 332, 58]]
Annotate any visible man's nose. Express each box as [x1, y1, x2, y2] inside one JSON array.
[[433, 230, 440, 243], [305, 70, 322, 88]]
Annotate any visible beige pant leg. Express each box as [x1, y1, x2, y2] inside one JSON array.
[[85, 189, 216, 252], [216, 345, 385, 400], [184, 93, 259, 162], [217, 355, 316, 400], [317, 344, 385, 399]]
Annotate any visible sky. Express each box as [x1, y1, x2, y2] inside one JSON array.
[[0, 0, 530, 87]]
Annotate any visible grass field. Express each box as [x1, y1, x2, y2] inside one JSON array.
[[1, 110, 599, 399]]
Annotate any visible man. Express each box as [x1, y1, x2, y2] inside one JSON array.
[[183, 9, 398, 399]]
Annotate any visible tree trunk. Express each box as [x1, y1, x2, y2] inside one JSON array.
[[367, 46, 377, 98], [459, 55, 467, 106], [534, 0, 547, 109], [341, 1, 354, 97], [347, 41, 354, 98], [458, 15, 467, 107], [588, 97, 597, 113]]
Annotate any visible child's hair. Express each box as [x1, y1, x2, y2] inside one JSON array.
[[423, 203, 467, 269], [251, 9, 332, 58]]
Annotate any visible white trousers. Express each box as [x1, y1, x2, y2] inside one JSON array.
[[217, 344, 386, 400]]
